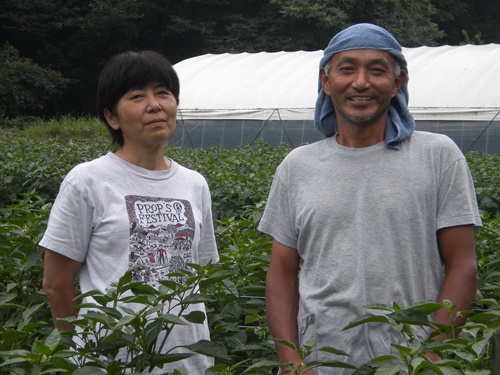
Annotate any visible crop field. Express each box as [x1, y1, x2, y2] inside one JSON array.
[[0, 118, 499, 374]]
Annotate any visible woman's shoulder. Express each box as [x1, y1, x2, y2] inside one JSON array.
[[64, 153, 115, 181], [171, 160, 209, 184]]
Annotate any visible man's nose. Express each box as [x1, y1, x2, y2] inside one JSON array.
[[352, 69, 369, 90]]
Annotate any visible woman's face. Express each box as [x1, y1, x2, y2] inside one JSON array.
[[105, 82, 177, 149]]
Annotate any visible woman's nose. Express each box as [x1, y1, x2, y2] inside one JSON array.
[[146, 95, 161, 111]]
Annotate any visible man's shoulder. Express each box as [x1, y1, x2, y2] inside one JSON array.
[[410, 130, 455, 144], [408, 131, 461, 151], [284, 138, 329, 160]]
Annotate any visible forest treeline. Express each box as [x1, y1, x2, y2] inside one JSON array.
[[1, 0, 499, 120]]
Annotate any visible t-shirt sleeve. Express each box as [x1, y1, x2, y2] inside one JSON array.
[[39, 173, 93, 262], [258, 163, 298, 249], [437, 152, 482, 231], [197, 181, 219, 265]]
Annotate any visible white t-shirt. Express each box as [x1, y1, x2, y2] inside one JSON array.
[[40, 152, 219, 373], [259, 131, 481, 373]]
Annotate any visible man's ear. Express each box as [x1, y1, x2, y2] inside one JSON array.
[[320, 67, 331, 96], [392, 70, 406, 98], [104, 108, 120, 130]]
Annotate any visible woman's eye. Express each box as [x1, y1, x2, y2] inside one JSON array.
[[128, 92, 144, 100]]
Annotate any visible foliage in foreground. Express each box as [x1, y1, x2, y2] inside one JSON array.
[[0, 130, 499, 373]]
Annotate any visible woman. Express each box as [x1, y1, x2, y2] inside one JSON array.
[[41, 50, 219, 373]]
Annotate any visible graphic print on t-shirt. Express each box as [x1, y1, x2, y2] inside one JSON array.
[[125, 195, 194, 288]]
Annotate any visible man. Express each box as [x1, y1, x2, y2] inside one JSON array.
[[258, 23, 481, 374]]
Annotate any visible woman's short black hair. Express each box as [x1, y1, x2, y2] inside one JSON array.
[[97, 50, 180, 147]]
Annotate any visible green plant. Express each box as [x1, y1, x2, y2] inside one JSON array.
[[0, 137, 112, 206], [17, 116, 109, 142], [0, 123, 498, 374], [203, 203, 276, 373], [0, 43, 70, 118], [0, 192, 53, 360], [0, 266, 230, 374], [342, 300, 495, 374], [466, 151, 500, 215]]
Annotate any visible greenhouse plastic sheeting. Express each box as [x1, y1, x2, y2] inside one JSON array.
[[173, 45, 500, 152]]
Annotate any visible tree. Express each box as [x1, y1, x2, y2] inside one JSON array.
[[431, 0, 500, 45], [0, 43, 70, 119], [0, 0, 498, 117]]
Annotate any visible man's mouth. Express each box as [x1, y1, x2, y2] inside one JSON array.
[[349, 96, 373, 102]]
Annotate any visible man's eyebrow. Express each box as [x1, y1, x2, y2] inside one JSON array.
[[336, 56, 392, 67]]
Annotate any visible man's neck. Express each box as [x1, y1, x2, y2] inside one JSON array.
[[336, 121, 386, 148]]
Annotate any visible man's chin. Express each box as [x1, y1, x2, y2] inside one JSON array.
[[343, 114, 382, 126]]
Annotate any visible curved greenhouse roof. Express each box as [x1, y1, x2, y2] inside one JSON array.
[[172, 45, 500, 152], [174, 44, 500, 122]]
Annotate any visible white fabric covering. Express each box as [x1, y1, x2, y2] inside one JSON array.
[[174, 45, 500, 122]]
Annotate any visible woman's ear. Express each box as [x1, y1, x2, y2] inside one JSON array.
[[104, 108, 120, 130]]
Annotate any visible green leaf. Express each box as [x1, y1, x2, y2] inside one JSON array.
[[0, 292, 17, 304], [81, 311, 115, 325], [241, 359, 282, 373], [369, 355, 399, 363], [182, 293, 214, 304], [307, 360, 357, 369], [184, 339, 231, 361], [157, 313, 186, 325], [408, 300, 444, 315], [45, 328, 62, 351], [273, 339, 298, 351], [342, 314, 391, 331], [72, 366, 107, 374], [388, 310, 430, 326], [182, 310, 206, 323], [115, 315, 136, 328], [150, 352, 193, 365], [319, 346, 350, 356], [0, 358, 29, 366]]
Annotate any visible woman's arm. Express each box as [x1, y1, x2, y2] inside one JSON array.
[[43, 249, 82, 331]]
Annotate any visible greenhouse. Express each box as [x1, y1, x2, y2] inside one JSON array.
[[172, 44, 500, 153]]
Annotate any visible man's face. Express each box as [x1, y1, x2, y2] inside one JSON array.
[[321, 49, 404, 128]]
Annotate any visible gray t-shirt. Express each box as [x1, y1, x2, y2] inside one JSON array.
[[259, 131, 481, 373], [40, 152, 219, 373]]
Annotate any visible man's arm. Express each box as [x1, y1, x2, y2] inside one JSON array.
[[433, 224, 478, 337], [43, 249, 82, 331], [266, 239, 314, 374]]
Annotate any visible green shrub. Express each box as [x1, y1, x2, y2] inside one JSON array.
[[467, 151, 500, 215], [0, 121, 498, 374], [0, 43, 70, 119]]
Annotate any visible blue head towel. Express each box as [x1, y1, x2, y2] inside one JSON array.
[[314, 23, 415, 149]]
